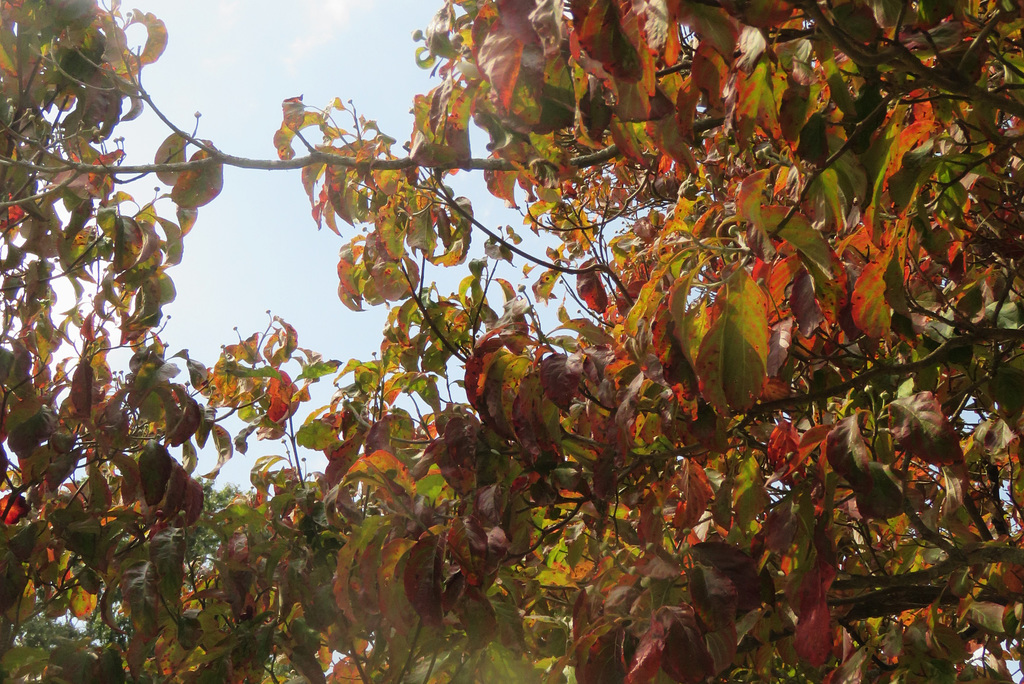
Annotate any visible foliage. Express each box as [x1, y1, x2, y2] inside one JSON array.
[[2, 0, 1024, 682]]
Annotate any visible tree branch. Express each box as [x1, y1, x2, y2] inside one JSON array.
[[750, 329, 1024, 416], [0, 115, 725, 179]]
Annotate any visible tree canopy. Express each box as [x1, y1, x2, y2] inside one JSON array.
[[1, 0, 1024, 681]]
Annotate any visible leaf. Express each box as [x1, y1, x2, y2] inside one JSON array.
[[70, 361, 93, 417], [132, 11, 168, 66], [204, 424, 233, 479], [825, 415, 871, 490], [795, 558, 835, 666], [477, 19, 524, 110], [69, 585, 97, 618], [570, 0, 643, 81], [149, 527, 186, 598], [655, 605, 714, 682], [689, 564, 738, 630], [736, 169, 771, 227], [403, 534, 445, 628], [345, 449, 414, 502], [154, 132, 186, 185], [139, 440, 172, 506], [679, 2, 738, 58], [576, 270, 608, 313], [296, 359, 340, 381], [182, 477, 204, 526], [730, 60, 779, 144], [297, 419, 337, 451], [993, 366, 1024, 418], [769, 208, 836, 278], [539, 353, 583, 410], [694, 268, 769, 413], [122, 561, 159, 636], [166, 398, 201, 447], [767, 318, 793, 376], [636, 550, 682, 580], [854, 462, 904, 520], [170, 147, 224, 208], [851, 259, 891, 338], [628, 616, 667, 684], [889, 392, 964, 465], [737, 26, 766, 70], [0, 495, 28, 525], [691, 542, 761, 612], [7, 407, 57, 459], [965, 601, 1006, 635], [672, 461, 712, 531]]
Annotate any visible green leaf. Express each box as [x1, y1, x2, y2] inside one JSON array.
[[297, 419, 338, 451], [171, 147, 224, 208], [854, 462, 904, 520], [296, 359, 340, 382], [994, 366, 1024, 418], [694, 268, 769, 413]]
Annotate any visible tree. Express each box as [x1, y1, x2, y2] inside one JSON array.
[[1, 0, 1023, 681]]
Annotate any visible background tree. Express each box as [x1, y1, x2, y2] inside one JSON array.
[[1, 0, 1024, 682]]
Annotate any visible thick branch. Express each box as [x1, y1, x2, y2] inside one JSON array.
[[0, 116, 725, 179]]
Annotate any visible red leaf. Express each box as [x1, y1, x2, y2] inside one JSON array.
[[438, 415, 479, 494], [403, 534, 446, 628], [570, 0, 643, 82], [478, 20, 524, 110], [266, 371, 296, 424], [889, 392, 964, 465], [162, 464, 188, 518], [794, 558, 835, 666], [183, 477, 204, 526], [766, 420, 799, 471], [689, 564, 738, 630], [0, 495, 28, 525], [70, 362, 93, 417], [851, 260, 891, 338], [672, 461, 712, 531], [636, 549, 682, 580], [577, 271, 609, 313], [736, 168, 771, 226], [627, 617, 666, 684], [539, 353, 583, 410], [167, 397, 201, 447], [656, 605, 714, 682]]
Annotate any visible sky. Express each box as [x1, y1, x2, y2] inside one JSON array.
[[116, 0, 463, 485]]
